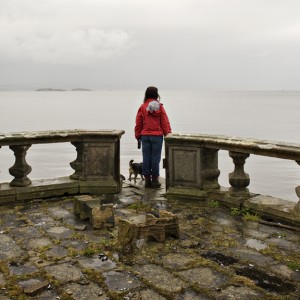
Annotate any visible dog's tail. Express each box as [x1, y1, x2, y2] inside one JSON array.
[[129, 159, 134, 167]]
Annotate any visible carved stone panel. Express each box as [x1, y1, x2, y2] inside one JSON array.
[[169, 146, 202, 188], [83, 143, 114, 180]]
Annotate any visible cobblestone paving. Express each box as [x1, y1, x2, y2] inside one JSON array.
[[0, 180, 299, 299]]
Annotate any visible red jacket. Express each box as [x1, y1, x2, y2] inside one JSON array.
[[135, 98, 172, 139]]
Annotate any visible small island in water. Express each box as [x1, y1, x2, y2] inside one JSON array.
[[71, 88, 92, 91], [36, 88, 66, 91], [36, 88, 92, 91]]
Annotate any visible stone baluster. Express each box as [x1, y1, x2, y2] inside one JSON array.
[[9, 145, 32, 187], [229, 151, 250, 197], [295, 160, 300, 212], [70, 142, 84, 180], [202, 148, 220, 189]]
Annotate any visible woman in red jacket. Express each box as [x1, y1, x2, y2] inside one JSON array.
[[135, 86, 172, 188]]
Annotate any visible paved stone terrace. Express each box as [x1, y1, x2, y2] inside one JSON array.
[[0, 179, 299, 300]]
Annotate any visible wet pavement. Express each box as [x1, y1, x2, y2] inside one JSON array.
[[0, 179, 299, 299]]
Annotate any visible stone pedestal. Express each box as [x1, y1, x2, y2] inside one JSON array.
[[165, 140, 220, 200], [229, 151, 250, 197], [9, 145, 32, 187], [70, 136, 122, 193], [70, 142, 84, 180], [202, 148, 220, 190]]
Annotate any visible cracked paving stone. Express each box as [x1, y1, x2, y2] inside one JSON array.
[[103, 271, 141, 292], [27, 213, 57, 227], [48, 207, 73, 220], [64, 282, 109, 300], [138, 289, 167, 299], [175, 290, 210, 300], [45, 263, 83, 283], [0, 234, 25, 259], [265, 237, 298, 251], [134, 264, 185, 294], [242, 228, 269, 240], [31, 289, 59, 300], [77, 255, 116, 271], [269, 264, 297, 280], [162, 253, 198, 270], [46, 226, 74, 239], [9, 263, 38, 276], [18, 278, 49, 296], [25, 237, 53, 250], [177, 267, 229, 289], [227, 248, 275, 266], [215, 286, 262, 300], [60, 239, 87, 251], [45, 245, 69, 259], [9, 226, 42, 240]]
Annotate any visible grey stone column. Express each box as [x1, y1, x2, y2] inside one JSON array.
[[69, 137, 122, 193], [229, 151, 250, 197], [295, 160, 300, 212], [70, 142, 84, 180], [201, 148, 220, 189], [9, 145, 32, 187]]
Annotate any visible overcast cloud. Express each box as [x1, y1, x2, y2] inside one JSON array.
[[1, 0, 300, 90]]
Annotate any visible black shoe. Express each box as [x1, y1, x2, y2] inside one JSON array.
[[145, 176, 152, 188], [151, 177, 161, 188]]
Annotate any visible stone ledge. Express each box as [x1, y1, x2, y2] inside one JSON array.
[[165, 185, 300, 227], [0, 176, 120, 204], [166, 186, 208, 200], [244, 195, 300, 227]]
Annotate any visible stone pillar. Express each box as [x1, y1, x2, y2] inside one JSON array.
[[82, 142, 116, 180], [295, 160, 300, 212], [69, 137, 122, 193], [229, 151, 250, 197], [201, 148, 220, 189], [9, 145, 32, 187], [166, 144, 203, 189], [70, 142, 84, 180]]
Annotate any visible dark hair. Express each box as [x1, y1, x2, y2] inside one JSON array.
[[144, 86, 160, 103]]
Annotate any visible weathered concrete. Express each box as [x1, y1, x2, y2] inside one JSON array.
[[0, 179, 299, 299]]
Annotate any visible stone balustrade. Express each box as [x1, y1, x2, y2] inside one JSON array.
[[164, 133, 300, 224], [0, 129, 124, 204]]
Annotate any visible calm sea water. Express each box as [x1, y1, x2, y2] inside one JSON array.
[[0, 90, 299, 202]]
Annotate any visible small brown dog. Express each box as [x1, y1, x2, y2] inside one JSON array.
[[129, 160, 144, 182]]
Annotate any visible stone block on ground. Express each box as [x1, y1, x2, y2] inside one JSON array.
[[91, 204, 114, 229], [118, 210, 179, 248]]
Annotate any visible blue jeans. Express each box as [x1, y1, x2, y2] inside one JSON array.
[[141, 135, 163, 177]]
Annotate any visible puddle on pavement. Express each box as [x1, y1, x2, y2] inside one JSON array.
[[201, 252, 239, 266], [245, 238, 268, 251], [235, 266, 296, 295]]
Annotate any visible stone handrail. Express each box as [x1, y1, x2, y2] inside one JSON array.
[[0, 129, 125, 204], [164, 133, 300, 223]]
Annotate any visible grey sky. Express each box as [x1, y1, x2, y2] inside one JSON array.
[[1, 0, 300, 90]]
